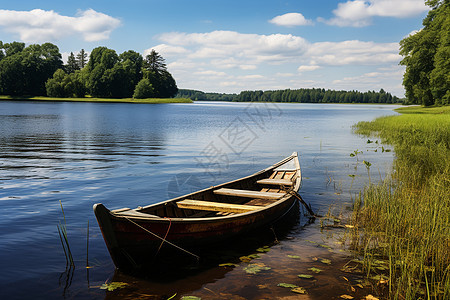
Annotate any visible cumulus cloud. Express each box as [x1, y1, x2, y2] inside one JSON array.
[[269, 13, 313, 27], [147, 30, 404, 95], [324, 0, 429, 27], [0, 8, 121, 42], [298, 65, 321, 72]]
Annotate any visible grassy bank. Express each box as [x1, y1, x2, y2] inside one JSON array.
[[0, 95, 193, 104], [350, 106, 450, 299]]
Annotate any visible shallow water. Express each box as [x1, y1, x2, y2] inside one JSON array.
[[0, 101, 399, 299]]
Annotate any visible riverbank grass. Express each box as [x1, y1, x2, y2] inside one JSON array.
[[350, 105, 450, 299], [0, 95, 192, 104]]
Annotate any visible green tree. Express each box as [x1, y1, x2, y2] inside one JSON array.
[[76, 49, 88, 69], [65, 52, 79, 73], [144, 49, 167, 73], [133, 78, 154, 99], [400, 0, 449, 106]]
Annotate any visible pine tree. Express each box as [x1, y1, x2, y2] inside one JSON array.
[[65, 52, 79, 73], [76, 49, 88, 69]]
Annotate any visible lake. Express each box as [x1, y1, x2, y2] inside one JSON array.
[[0, 101, 399, 299]]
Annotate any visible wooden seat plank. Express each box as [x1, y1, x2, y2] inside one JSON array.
[[256, 178, 293, 186], [177, 199, 261, 213], [213, 188, 285, 200]]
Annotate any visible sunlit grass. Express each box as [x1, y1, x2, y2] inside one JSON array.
[[350, 105, 450, 299], [0, 95, 193, 104]]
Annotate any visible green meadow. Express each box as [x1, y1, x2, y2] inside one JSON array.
[[350, 106, 450, 299]]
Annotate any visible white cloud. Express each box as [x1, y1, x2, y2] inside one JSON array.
[[148, 30, 405, 96], [269, 13, 313, 27], [325, 0, 429, 27], [298, 65, 321, 72], [0, 8, 121, 42]]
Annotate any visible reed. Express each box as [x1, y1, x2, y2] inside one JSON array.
[[349, 106, 450, 299], [57, 200, 75, 267]]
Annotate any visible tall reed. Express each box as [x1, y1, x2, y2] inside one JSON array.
[[350, 106, 450, 299]]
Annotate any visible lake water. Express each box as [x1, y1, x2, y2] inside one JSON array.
[[0, 101, 400, 299]]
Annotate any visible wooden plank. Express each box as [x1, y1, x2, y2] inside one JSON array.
[[113, 210, 160, 218], [213, 188, 285, 200], [177, 199, 261, 213], [256, 178, 293, 186]]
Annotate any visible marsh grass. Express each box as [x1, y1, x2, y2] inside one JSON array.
[[350, 106, 450, 299]]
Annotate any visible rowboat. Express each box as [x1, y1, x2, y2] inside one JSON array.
[[94, 152, 302, 270]]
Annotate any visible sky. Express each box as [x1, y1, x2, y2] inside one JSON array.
[[0, 0, 430, 97]]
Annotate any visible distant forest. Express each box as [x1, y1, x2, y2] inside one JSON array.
[[177, 88, 401, 104]]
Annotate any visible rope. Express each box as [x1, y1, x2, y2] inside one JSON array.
[[281, 187, 320, 218], [155, 217, 172, 256], [124, 217, 200, 261]]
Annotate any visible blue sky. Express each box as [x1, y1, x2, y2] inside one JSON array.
[[0, 0, 430, 96]]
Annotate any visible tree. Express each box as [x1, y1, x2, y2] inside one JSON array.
[[65, 52, 79, 73], [76, 49, 88, 69], [133, 78, 154, 99], [144, 49, 167, 73], [400, 0, 449, 106]]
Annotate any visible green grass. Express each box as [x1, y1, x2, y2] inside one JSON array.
[[350, 105, 450, 299], [0, 95, 193, 104]]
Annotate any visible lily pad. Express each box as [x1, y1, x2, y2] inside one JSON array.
[[248, 254, 260, 259], [340, 295, 354, 299], [219, 263, 237, 267], [287, 255, 301, 259], [320, 259, 332, 265], [239, 256, 252, 263], [291, 287, 307, 294], [308, 267, 323, 273], [256, 246, 270, 253], [298, 274, 315, 279], [277, 283, 298, 288], [100, 281, 128, 291], [244, 263, 271, 274], [181, 297, 202, 300]]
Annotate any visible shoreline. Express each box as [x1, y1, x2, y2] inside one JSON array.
[[0, 96, 193, 104]]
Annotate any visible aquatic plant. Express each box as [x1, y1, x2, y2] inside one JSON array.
[[350, 106, 450, 299]]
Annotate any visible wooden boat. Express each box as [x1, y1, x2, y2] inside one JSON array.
[[94, 152, 302, 270]]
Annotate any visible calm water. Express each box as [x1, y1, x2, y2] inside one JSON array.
[[0, 101, 399, 299]]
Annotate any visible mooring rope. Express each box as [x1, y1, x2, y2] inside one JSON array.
[[124, 217, 200, 261], [281, 187, 320, 218]]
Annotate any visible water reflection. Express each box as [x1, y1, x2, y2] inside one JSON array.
[[0, 101, 400, 299]]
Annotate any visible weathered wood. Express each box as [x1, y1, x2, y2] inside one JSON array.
[[177, 199, 261, 213], [213, 188, 286, 199], [113, 210, 160, 218], [256, 178, 293, 186]]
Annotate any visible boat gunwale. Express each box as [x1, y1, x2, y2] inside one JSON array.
[[107, 152, 301, 222]]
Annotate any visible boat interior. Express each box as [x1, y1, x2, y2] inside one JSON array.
[[112, 166, 299, 219]]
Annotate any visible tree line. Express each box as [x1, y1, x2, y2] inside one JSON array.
[[400, 0, 449, 106], [0, 42, 178, 99], [177, 88, 401, 104]]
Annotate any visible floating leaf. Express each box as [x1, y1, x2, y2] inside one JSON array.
[[291, 287, 307, 294], [340, 295, 354, 299], [318, 244, 332, 250], [100, 282, 128, 291], [308, 267, 323, 273], [244, 263, 271, 274], [277, 283, 298, 288], [365, 295, 379, 300], [287, 255, 301, 259], [239, 256, 252, 263], [298, 274, 314, 279], [356, 284, 364, 289], [256, 246, 270, 253], [370, 274, 389, 283], [311, 257, 318, 261], [248, 254, 260, 259], [181, 297, 201, 300], [320, 259, 332, 265], [219, 263, 237, 267]]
